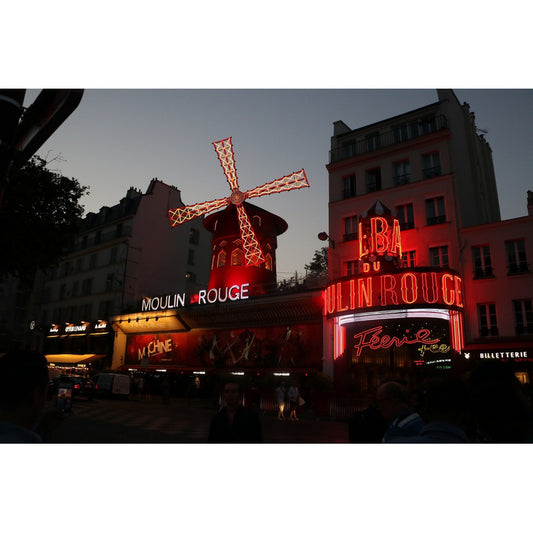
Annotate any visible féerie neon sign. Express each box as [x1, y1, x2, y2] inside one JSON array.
[[352, 325, 439, 358]]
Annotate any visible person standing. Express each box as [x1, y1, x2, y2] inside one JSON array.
[[0, 349, 50, 443], [375, 381, 424, 442], [287, 381, 301, 421], [208, 380, 262, 443], [275, 382, 287, 420]]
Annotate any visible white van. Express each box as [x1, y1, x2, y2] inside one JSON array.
[[95, 373, 131, 397]]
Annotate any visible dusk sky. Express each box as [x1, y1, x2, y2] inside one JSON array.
[[23, 88, 533, 280]]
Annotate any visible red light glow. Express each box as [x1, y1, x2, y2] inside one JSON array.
[[168, 137, 309, 267], [325, 270, 464, 317]]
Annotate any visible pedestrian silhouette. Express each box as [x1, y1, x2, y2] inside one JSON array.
[[376, 381, 424, 442], [389, 376, 470, 443], [0, 349, 50, 443], [208, 380, 262, 443]]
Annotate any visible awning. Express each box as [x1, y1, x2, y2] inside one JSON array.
[[45, 353, 108, 364]]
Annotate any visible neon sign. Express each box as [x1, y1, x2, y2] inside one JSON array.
[[359, 216, 402, 272], [325, 270, 463, 316], [141, 283, 250, 311], [352, 325, 440, 358]]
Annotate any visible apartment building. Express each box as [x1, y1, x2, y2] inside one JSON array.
[[38, 178, 212, 371], [324, 89, 533, 389]]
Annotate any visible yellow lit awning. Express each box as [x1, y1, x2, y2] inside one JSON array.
[[45, 354, 107, 364], [111, 310, 190, 334]]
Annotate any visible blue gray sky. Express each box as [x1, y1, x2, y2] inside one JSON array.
[[24, 89, 533, 280]]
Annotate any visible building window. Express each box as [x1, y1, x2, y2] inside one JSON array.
[[252, 215, 262, 227], [105, 273, 114, 291], [231, 248, 244, 267], [265, 254, 273, 271], [75, 258, 83, 272], [95, 231, 102, 244], [505, 239, 528, 275], [401, 250, 416, 268], [187, 249, 195, 266], [345, 261, 358, 276], [395, 203, 414, 230], [59, 284, 66, 300], [98, 300, 112, 318], [366, 168, 382, 193], [422, 152, 441, 178], [116, 223, 123, 238], [393, 124, 409, 143], [393, 160, 411, 186], [342, 175, 357, 199], [472, 245, 493, 278], [343, 215, 358, 241], [89, 254, 98, 269], [72, 281, 79, 297], [513, 299, 533, 335], [425, 196, 446, 225], [217, 250, 226, 268], [343, 142, 356, 159], [429, 245, 449, 268], [110, 247, 118, 265], [81, 278, 93, 296], [365, 133, 381, 152], [189, 228, 199, 245], [478, 303, 498, 337], [420, 115, 438, 135]]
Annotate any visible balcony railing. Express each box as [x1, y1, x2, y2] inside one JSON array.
[[329, 114, 448, 163]]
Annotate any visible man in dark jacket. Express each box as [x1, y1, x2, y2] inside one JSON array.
[[0, 349, 49, 443], [208, 380, 262, 443]]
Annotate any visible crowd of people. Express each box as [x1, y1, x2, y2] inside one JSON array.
[[349, 364, 533, 443], [2, 348, 533, 444]]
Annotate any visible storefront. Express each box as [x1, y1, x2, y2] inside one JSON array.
[[43, 320, 112, 375], [323, 202, 465, 393], [459, 343, 533, 385], [110, 289, 324, 395]]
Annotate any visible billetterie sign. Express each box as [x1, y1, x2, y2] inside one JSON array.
[[325, 270, 463, 316], [141, 283, 250, 311]]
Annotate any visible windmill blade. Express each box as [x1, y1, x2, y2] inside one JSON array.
[[168, 197, 229, 226], [236, 203, 265, 266], [213, 137, 240, 191], [244, 169, 309, 200]]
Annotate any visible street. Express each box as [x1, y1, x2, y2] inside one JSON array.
[[42, 396, 350, 443]]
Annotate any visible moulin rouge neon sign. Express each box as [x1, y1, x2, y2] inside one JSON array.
[[325, 271, 463, 316], [141, 283, 250, 312]]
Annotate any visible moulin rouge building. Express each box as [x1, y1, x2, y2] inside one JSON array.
[[110, 138, 324, 386]]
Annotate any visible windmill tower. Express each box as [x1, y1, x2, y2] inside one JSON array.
[[168, 137, 309, 294]]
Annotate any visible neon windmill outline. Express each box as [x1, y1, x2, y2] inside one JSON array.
[[168, 137, 309, 266]]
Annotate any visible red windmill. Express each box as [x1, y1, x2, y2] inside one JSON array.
[[168, 137, 309, 267]]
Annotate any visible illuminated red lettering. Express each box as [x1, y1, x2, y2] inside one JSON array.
[[380, 275, 398, 306], [352, 326, 440, 357], [442, 273, 455, 306], [336, 282, 348, 312], [421, 272, 439, 304], [358, 277, 373, 308], [400, 272, 417, 304]]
